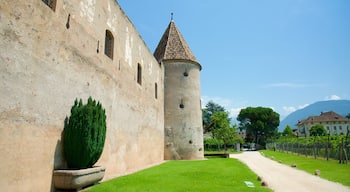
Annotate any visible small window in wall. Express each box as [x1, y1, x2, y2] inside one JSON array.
[[179, 99, 184, 109], [42, 0, 56, 11], [183, 68, 189, 77], [137, 64, 142, 85], [155, 83, 158, 99], [104, 30, 114, 59]]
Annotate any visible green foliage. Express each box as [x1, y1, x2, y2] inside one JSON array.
[[269, 135, 349, 160], [273, 135, 346, 149], [237, 107, 280, 146], [309, 124, 327, 136], [64, 97, 107, 169], [202, 101, 226, 133], [87, 158, 271, 192], [282, 125, 293, 137], [214, 124, 243, 147], [202, 102, 242, 151], [204, 137, 224, 146], [346, 113, 350, 119], [210, 111, 231, 136], [208, 111, 242, 151]]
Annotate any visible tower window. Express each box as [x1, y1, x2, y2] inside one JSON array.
[[179, 99, 184, 109], [41, 0, 56, 11], [155, 83, 158, 99], [183, 68, 188, 77], [104, 30, 114, 59], [137, 64, 142, 85]]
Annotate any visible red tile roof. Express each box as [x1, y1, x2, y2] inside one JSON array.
[[297, 111, 350, 125]]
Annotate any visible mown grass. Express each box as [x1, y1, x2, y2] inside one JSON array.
[[86, 158, 271, 192], [261, 150, 350, 186]]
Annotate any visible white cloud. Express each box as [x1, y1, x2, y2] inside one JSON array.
[[201, 96, 244, 120], [282, 106, 296, 113], [201, 96, 233, 109], [282, 103, 309, 114], [228, 107, 243, 119], [298, 103, 309, 109], [324, 95, 341, 100]]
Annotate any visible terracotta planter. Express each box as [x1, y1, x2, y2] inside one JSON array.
[[53, 166, 105, 190]]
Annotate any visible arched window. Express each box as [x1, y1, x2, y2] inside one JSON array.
[[104, 30, 114, 59], [42, 0, 56, 11], [137, 64, 142, 85]]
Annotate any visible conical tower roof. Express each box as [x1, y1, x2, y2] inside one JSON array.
[[154, 20, 201, 68]]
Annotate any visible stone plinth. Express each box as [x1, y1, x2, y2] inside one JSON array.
[[53, 166, 105, 190]]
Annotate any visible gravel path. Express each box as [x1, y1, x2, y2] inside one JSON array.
[[230, 151, 350, 192]]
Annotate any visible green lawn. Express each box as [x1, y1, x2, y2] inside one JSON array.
[[261, 150, 350, 186], [85, 158, 271, 192]]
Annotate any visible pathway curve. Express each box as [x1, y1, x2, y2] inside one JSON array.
[[230, 151, 350, 192]]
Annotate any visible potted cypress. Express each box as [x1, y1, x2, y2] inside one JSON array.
[[53, 97, 107, 190]]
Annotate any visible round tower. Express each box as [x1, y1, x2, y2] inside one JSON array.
[[154, 20, 204, 160]]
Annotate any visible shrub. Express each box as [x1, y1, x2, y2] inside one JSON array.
[[64, 97, 107, 169]]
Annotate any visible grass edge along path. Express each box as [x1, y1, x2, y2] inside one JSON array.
[[261, 150, 350, 187], [85, 157, 271, 192]]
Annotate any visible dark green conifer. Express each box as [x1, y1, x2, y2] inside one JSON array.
[[64, 97, 106, 169]]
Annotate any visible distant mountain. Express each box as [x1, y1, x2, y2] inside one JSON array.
[[279, 100, 350, 131]]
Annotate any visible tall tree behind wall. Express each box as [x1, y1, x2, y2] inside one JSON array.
[[237, 107, 280, 147]]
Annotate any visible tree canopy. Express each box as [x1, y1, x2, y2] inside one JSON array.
[[202, 101, 226, 133], [346, 113, 350, 120], [309, 124, 327, 136], [202, 101, 243, 151], [282, 125, 293, 137], [209, 111, 242, 151], [237, 106, 280, 146]]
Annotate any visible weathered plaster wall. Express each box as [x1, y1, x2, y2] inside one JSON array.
[[163, 61, 204, 160], [0, 0, 164, 191]]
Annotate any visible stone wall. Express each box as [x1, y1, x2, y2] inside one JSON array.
[[0, 0, 164, 191], [163, 61, 204, 160]]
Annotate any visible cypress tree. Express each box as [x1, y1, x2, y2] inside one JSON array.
[[64, 97, 106, 169]]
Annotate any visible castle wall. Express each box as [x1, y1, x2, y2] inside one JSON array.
[[163, 61, 204, 160], [0, 0, 164, 191]]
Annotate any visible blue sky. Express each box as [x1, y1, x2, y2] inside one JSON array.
[[117, 0, 350, 121]]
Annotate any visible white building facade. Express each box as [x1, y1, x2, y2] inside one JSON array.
[[297, 111, 350, 137]]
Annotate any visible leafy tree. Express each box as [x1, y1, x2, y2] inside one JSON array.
[[346, 113, 350, 120], [309, 124, 327, 136], [282, 125, 293, 137], [210, 111, 242, 151], [209, 111, 231, 138], [204, 137, 224, 146], [237, 107, 280, 146], [202, 101, 226, 133]]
